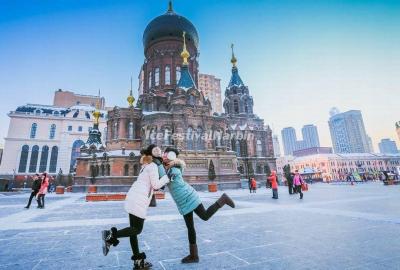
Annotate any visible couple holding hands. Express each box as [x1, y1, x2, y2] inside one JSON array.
[[102, 144, 235, 269]]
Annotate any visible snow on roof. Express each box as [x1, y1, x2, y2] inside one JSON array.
[[106, 150, 141, 157], [143, 111, 171, 116]]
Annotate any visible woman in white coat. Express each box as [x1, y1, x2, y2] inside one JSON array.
[[102, 147, 170, 269]]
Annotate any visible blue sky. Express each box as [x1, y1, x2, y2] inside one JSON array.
[[0, 0, 399, 151]]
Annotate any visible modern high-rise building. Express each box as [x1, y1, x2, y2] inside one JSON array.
[[367, 136, 374, 153], [378, 139, 398, 154], [281, 127, 297, 156], [328, 109, 370, 153], [198, 73, 222, 114], [302, 124, 320, 148], [272, 135, 281, 157]]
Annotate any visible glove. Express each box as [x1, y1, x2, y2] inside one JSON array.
[[167, 170, 175, 181]]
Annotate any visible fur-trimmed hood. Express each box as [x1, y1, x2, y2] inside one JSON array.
[[168, 158, 186, 172]]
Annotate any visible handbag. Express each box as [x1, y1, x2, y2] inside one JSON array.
[[149, 193, 157, 207], [301, 182, 308, 191]]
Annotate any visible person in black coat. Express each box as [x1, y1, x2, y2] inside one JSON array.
[[287, 173, 294, 194], [25, 174, 41, 209]]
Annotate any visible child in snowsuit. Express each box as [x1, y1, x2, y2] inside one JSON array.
[[163, 147, 235, 264]]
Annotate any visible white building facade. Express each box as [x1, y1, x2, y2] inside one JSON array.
[[0, 104, 106, 176], [277, 153, 400, 182]]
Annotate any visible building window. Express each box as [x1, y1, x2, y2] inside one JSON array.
[[133, 164, 139, 176], [176, 66, 181, 82], [148, 71, 152, 88], [256, 140, 262, 157], [128, 122, 134, 140], [233, 100, 239, 114], [244, 100, 249, 113], [187, 127, 194, 150], [30, 123, 37, 139], [155, 67, 160, 86], [196, 127, 204, 150], [124, 164, 129, 176], [101, 164, 105, 176], [39, 146, 49, 172], [149, 128, 157, 144], [18, 145, 29, 173], [106, 164, 111, 176], [35, 110, 41, 115], [70, 140, 84, 172], [29, 145, 39, 173], [68, 125, 72, 131], [49, 146, 58, 173], [164, 128, 172, 145], [165, 65, 171, 85], [78, 126, 83, 132], [103, 127, 108, 142], [215, 130, 222, 147], [113, 122, 118, 140], [49, 124, 56, 139]]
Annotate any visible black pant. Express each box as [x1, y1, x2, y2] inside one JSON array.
[[183, 203, 220, 245], [295, 185, 303, 198], [288, 183, 293, 194], [115, 214, 144, 255], [37, 194, 45, 208], [272, 188, 278, 199], [26, 191, 38, 208]]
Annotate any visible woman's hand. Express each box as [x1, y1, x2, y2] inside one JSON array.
[[165, 161, 174, 170]]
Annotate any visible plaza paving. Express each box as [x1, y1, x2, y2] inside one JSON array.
[[0, 183, 399, 270]]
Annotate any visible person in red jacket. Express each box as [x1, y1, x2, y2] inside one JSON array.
[[250, 178, 257, 193], [267, 171, 278, 199]]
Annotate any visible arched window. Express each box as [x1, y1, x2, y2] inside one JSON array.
[[256, 140, 262, 157], [233, 100, 239, 114], [106, 164, 111, 176], [165, 65, 171, 85], [29, 145, 39, 173], [128, 122, 134, 140], [49, 124, 56, 139], [30, 123, 37, 139], [215, 130, 222, 147], [244, 100, 249, 113], [101, 164, 105, 176], [187, 127, 194, 150], [124, 164, 129, 176], [176, 66, 181, 82], [257, 165, 262, 174], [49, 146, 58, 173], [236, 140, 241, 156], [103, 127, 108, 142], [18, 145, 29, 173], [164, 128, 172, 145], [150, 128, 157, 144], [155, 67, 160, 86], [189, 94, 195, 105], [39, 146, 49, 172], [133, 164, 139, 176], [148, 71, 152, 88], [113, 122, 118, 140], [196, 127, 204, 150], [70, 140, 84, 172]]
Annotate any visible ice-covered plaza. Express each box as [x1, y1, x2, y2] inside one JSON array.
[[0, 183, 399, 270]]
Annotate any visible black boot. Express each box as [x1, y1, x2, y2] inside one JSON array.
[[181, 244, 199, 264], [216, 193, 235, 208], [132, 252, 152, 269], [102, 227, 120, 256]]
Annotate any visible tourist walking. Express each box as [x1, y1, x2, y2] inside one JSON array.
[[250, 177, 257, 193], [101, 145, 170, 269], [268, 171, 278, 199], [163, 147, 235, 264], [24, 174, 41, 209], [286, 172, 294, 194], [248, 178, 252, 193], [293, 170, 304, 199], [37, 173, 49, 208]]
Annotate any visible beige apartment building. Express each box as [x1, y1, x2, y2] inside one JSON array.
[[198, 74, 222, 114], [53, 89, 105, 110]]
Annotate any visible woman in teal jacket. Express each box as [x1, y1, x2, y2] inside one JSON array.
[[163, 147, 235, 264]]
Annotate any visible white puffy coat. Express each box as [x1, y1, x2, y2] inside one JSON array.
[[124, 162, 169, 219]]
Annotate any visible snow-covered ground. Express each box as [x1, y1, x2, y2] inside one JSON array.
[[0, 183, 399, 269]]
